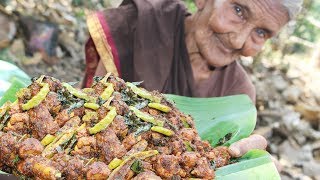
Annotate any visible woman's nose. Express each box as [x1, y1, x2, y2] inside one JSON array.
[[229, 27, 252, 50]]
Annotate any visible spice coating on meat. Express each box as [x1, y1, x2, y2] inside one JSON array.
[[109, 115, 128, 139], [18, 138, 44, 159], [72, 136, 97, 158], [28, 104, 59, 139], [132, 171, 162, 180], [42, 92, 61, 115], [96, 128, 127, 164], [86, 162, 110, 180], [191, 157, 215, 179], [154, 155, 183, 178], [5, 112, 30, 134], [0, 132, 17, 167], [212, 146, 232, 168]]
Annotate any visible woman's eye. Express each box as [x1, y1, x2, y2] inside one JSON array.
[[234, 5, 243, 18], [256, 29, 267, 38]]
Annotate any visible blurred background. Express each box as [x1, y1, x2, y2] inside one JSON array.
[[0, 0, 319, 179]]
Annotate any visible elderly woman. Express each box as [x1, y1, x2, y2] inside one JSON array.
[[83, 0, 302, 158], [83, 0, 302, 103]]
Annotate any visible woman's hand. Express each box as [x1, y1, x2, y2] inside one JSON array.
[[228, 134, 282, 171], [228, 134, 267, 157]]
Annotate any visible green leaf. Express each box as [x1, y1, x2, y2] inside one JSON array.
[[164, 94, 257, 146], [0, 77, 30, 106], [215, 150, 280, 180], [0, 60, 31, 105], [130, 160, 144, 174]]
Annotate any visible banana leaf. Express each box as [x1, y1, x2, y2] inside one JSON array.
[[0, 60, 31, 105], [164, 94, 257, 146], [215, 150, 280, 180]]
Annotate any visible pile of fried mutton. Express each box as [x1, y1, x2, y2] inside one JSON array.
[[0, 74, 231, 179]]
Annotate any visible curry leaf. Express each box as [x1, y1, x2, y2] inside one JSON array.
[[130, 160, 144, 174], [134, 124, 152, 136], [67, 100, 84, 114]]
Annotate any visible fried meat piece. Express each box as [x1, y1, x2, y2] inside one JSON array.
[[9, 102, 22, 115], [28, 104, 59, 139], [111, 92, 129, 116], [72, 136, 97, 158], [181, 152, 201, 169], [132, 171, 162, 180], [92, 82, 105, 95], [55, 107, 84, 127], [179, 128, 196, 142], [97, 106, 109, 120], [109, 76, 126, 92], [154, 155, 183, 178], [109, 115, 128, 139], [150, 132, 168, 147], [65, 156, 85, 180], [17, 159, 33, 177], [51, 154, 86, 180], [212, 146, 231, 168], [5, 112, 30, 134], [54, 109, 70, 127], [86, 162, 110, 180], [96, 128, 127, 164], [0, 132, 18, 167], [191, 157, 215, 179], [122, 133, 139, 150], [29, 156, 60, 180], [18, 156, 61, 180], [18, 138, 43, 159], [141, 161, 153, 171], [42, 92, 61, 115], [170, 140, 186, 155]]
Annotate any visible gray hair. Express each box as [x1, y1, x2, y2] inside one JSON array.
[[281, 0, 303, 20]]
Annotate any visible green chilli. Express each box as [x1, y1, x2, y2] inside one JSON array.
[[88, 107, 117, 134], [108, 158, 123, 170], [41, 134, 56, 146], [126, 82, 161, 103], [22, 83, 50, 110], [62, 83, 90, 101], [84, 103, 100, 110], [151, 126, 175, 136], [129, 106, 164, 127], [148, 103, 172, 113], [100, 83, 114, 101]]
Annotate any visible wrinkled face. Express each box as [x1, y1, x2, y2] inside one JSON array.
[[193, 0, 289, 67]]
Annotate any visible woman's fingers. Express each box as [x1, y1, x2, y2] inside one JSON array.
[[228, 134, 267, 157], [271, 156, 283, 172]]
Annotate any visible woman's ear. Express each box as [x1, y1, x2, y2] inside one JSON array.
[[194, 0, 207, 11]]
